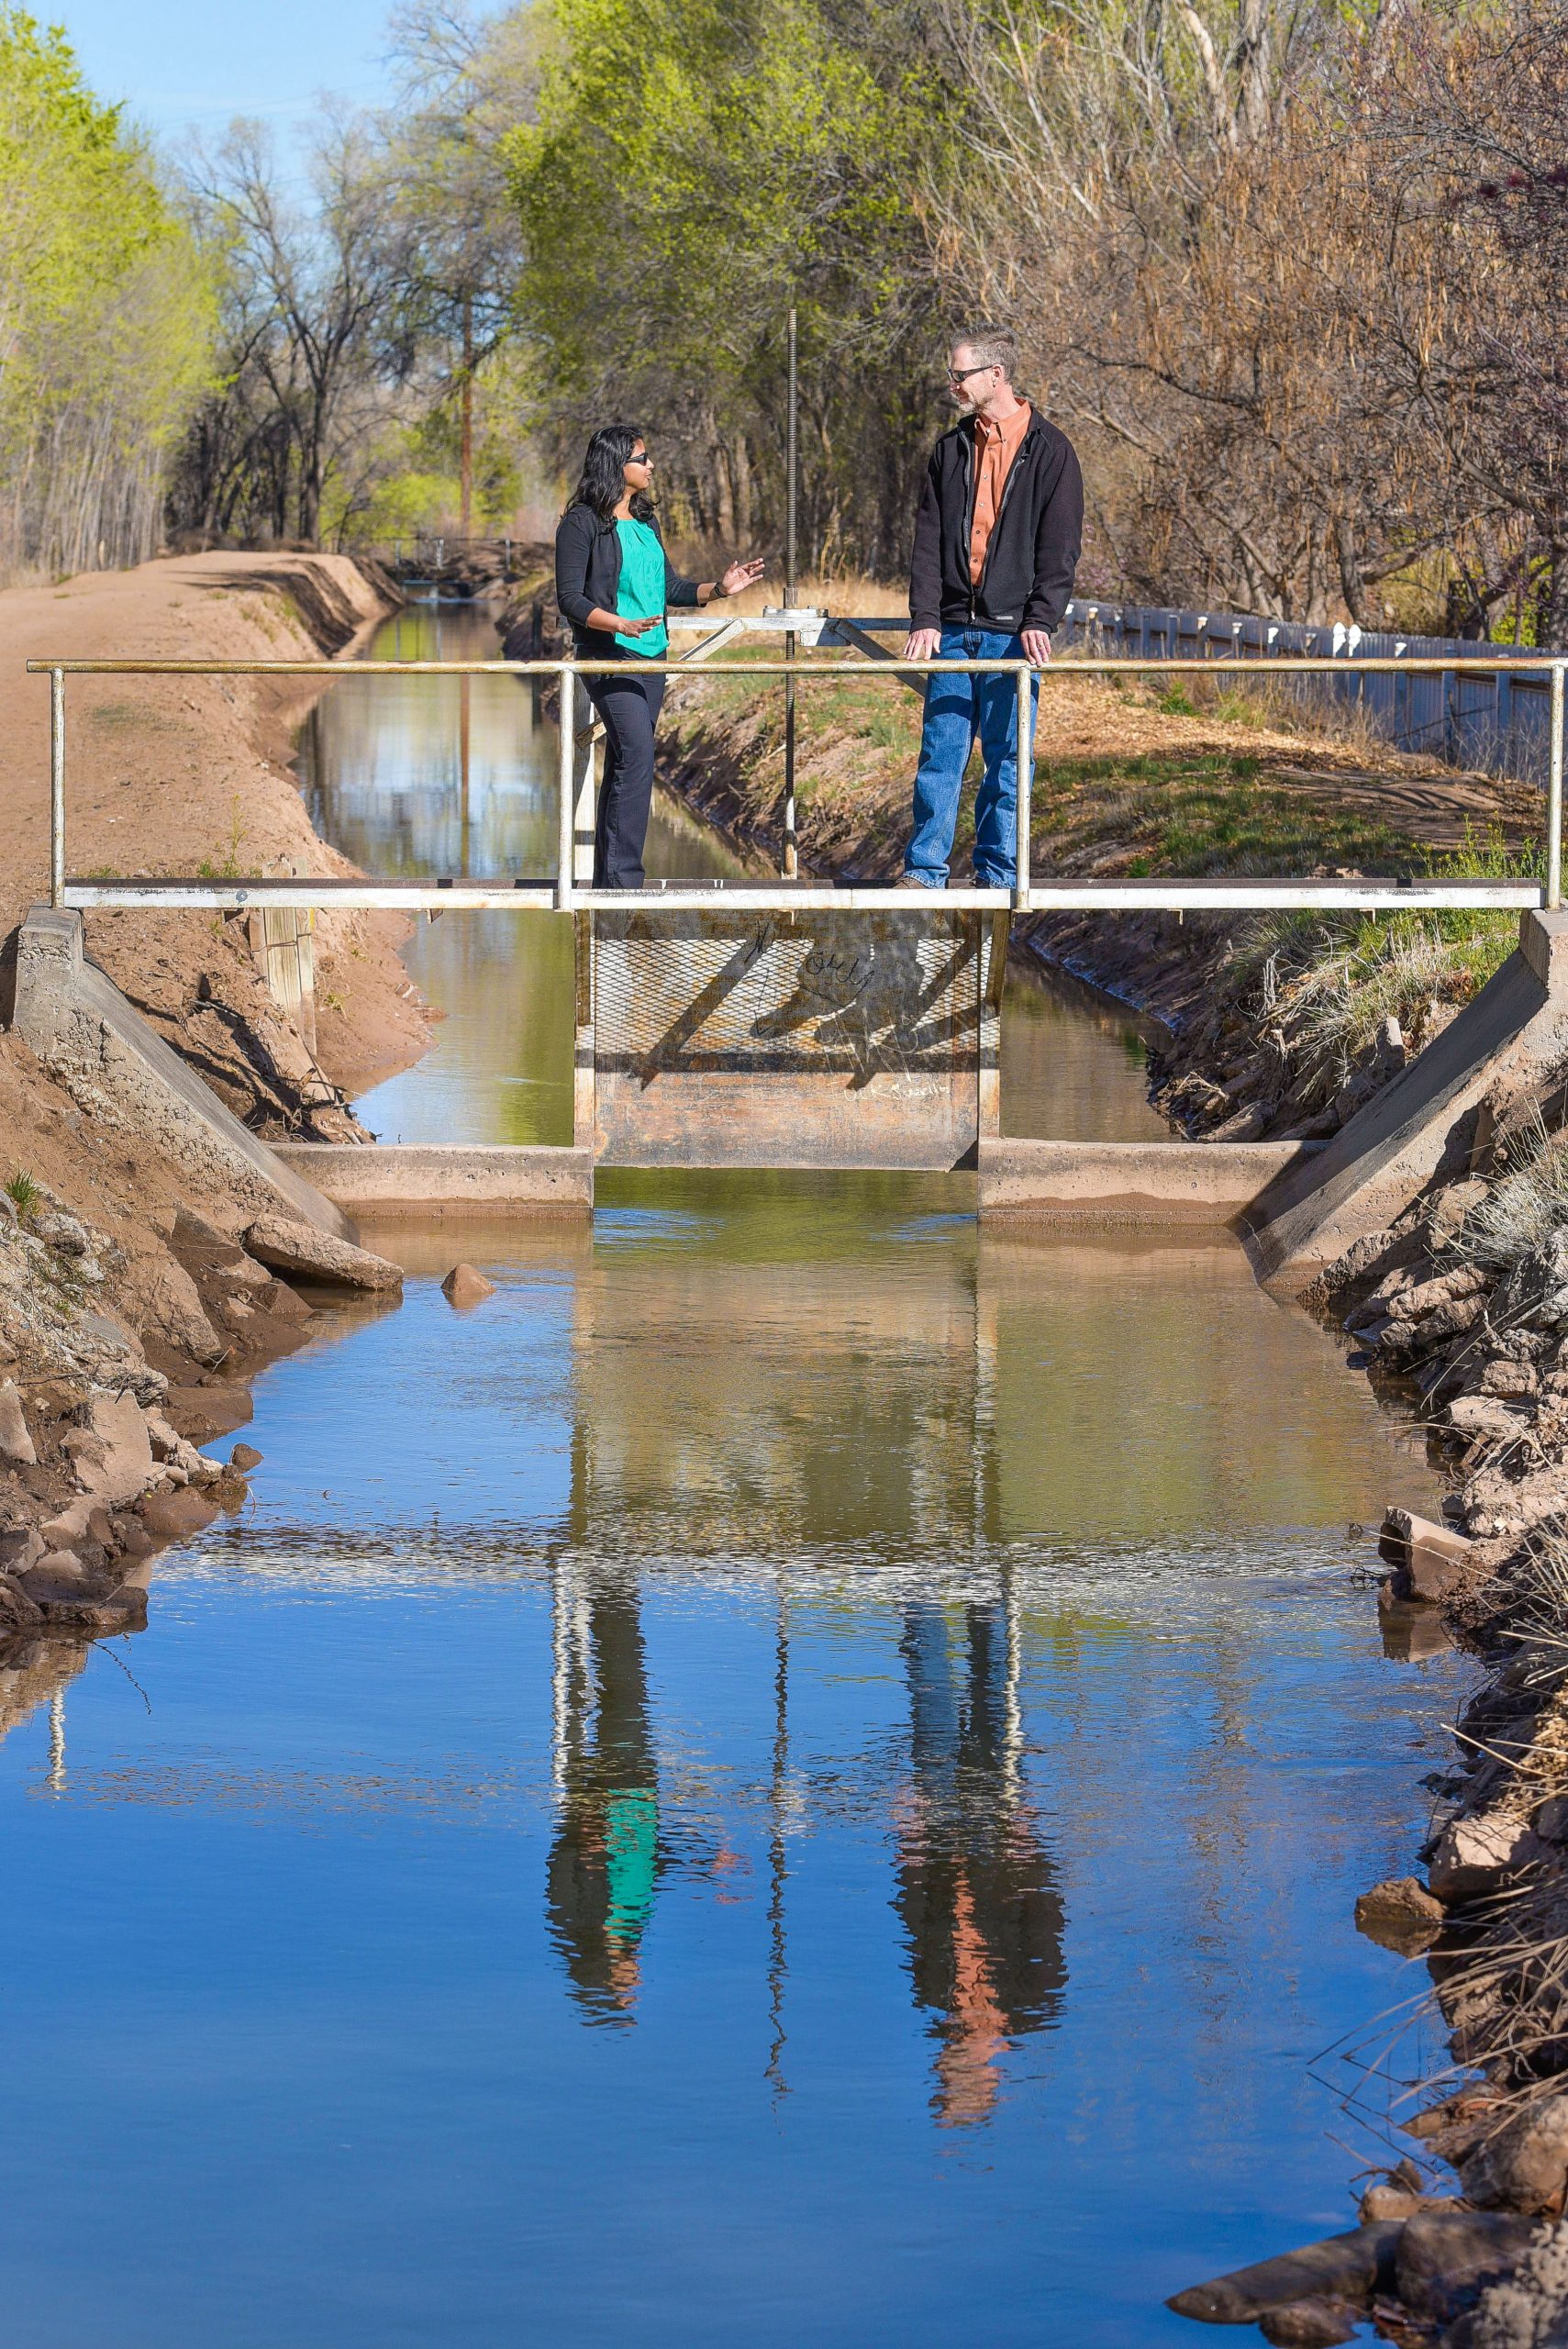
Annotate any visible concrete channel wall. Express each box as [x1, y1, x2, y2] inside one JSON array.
[[1060, 596, 1562, 788], [7, 907, 351, 1240], [1247, 909, 1568, 1289], [978, 1140, 1318, 1222], [273, 1143, 593, 1214]]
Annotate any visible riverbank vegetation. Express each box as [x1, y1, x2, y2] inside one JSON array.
[[5, 0, 1565, 641]]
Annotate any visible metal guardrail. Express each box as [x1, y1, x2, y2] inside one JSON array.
[[26, 619, 1568, 918]]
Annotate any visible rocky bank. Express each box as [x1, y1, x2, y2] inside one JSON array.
[[0, 553, 422, 1696]]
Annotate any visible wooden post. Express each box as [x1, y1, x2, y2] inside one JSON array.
[[249, 867, 317, 1054]]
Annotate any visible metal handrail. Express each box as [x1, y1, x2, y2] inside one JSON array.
[[26, 650, 1568, 918]]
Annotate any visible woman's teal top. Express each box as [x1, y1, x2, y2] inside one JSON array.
[[613, 518, 669, 658]]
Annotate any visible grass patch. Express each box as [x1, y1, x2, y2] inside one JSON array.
[[1229, 825, 1536, 1089], [1456, 1105, 1568, 1274], [5, 1170, 40, 1216], [1033, 749, 1407, 877]]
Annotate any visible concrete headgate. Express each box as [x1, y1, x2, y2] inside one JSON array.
[[580, 907, 1006, 1170]]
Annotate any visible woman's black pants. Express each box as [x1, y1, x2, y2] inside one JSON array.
[[586, 664, 666, 889]]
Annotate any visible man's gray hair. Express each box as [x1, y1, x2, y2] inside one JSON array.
[[951, 323, 1018, 381]]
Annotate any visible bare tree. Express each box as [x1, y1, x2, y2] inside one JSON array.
[[386, 4, 533, 535], [175, 111, 414, 546]]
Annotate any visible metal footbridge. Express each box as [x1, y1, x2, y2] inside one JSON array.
[[28, 614, 1568, 1174]]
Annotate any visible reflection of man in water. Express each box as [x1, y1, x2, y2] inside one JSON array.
[[547, 1580, 660, 2023], [895, 1600, 1065, 2125]]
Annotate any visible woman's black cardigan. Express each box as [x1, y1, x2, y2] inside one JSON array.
[[554, 502, 701, 658]]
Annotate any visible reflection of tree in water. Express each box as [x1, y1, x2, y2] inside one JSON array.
[[547, 1575, 662, 2024], [895, 1600, 1065, 2127]]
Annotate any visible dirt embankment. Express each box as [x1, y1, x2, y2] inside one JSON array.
[[0, 551, 428, 1670]]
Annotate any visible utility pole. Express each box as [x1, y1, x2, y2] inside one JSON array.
[[784, 306, 798, 880], [460, 292, 474, 541]]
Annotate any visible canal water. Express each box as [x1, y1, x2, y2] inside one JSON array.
[[0, 607, 1461, 2347]]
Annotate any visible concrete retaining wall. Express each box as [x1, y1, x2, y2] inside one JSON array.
[[273, 1142, 594, 1213], [8, 906, 350, 1239], [980, 1138, 1319, 1222], [1247, 910, 1568, 1290]]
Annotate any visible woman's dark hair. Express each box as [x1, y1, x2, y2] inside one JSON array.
[[569, 424, 655, 525]]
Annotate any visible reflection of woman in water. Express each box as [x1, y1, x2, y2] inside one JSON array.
[[546, 1577, 662, 2021], [895, 1599, 1066, 2125]]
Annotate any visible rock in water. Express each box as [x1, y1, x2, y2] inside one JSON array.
[[441, 1263, 495, 1308], [230, 1442, 264, 1472], [1378, 1507, 1475, 1602], [1460, 2097, 1568, 2215], [139, 1487, 222, 1542], [1167, 2223, 1403, 2322], [161, 1385, 253, 1445], [1394, 2209, 1540, 2324], [1355, 1876, 1445, 1954], [243, 1215, 403, 1294], [1428, 1809, 1544, 1904], [1259, 2299, 1361, 2347]]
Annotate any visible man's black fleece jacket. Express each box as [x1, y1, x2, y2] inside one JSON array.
[[907, 408, 1084, 637]]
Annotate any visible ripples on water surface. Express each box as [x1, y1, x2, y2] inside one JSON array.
[[0, 610, 1462, 2345]]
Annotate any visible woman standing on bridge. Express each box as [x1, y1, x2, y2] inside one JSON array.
[[555, 425, 763, 889]]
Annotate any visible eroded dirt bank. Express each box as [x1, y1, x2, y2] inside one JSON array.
[[0, 553, 423, 1672]]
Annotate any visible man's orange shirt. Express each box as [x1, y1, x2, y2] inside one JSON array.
[[969, 402, 1032, 587]]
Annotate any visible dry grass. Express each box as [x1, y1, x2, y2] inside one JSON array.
[[1459, 1107, 1568, 1275]]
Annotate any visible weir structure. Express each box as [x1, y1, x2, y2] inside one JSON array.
[[23, 621, 1568, 1279]]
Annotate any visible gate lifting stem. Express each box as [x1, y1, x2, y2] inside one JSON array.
[[28, 638, 1568, 918]]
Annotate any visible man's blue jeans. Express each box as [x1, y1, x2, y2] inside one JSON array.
[[904, 626, 1038, 889]]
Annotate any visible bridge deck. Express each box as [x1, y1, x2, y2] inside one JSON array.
[[57, 876, 1546, 913]]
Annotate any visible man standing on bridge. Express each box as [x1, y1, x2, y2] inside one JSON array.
[[900, 326, 1084, 891]]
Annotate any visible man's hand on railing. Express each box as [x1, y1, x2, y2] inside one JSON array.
[[904, 628, 940, 664], [1022, 629, 1052, 667]]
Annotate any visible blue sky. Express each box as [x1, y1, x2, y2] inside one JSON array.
[[54, 0, 399, 149]]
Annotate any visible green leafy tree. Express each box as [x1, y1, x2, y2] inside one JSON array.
[[0, 6, 216, 573], [506, 0, 961, 573]]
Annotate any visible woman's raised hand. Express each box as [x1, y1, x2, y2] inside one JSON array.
[[721, 557, 766, 597]]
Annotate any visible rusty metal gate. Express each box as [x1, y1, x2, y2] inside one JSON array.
[[577, 907, 1006, 1169]]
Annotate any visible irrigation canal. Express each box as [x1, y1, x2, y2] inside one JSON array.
[[0, 605, 1466, 2345]]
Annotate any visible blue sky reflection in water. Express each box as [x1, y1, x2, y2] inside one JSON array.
[[1, 609, 1459, 2342], [0, 1186, 1462, 2347]]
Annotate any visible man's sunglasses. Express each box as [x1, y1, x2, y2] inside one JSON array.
[[947, 362, 995, 384]]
